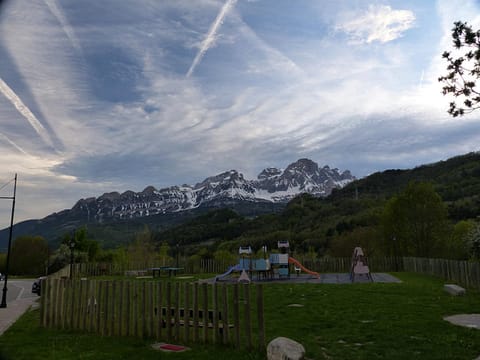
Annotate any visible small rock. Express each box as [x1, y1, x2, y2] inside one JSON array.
[[267, 337, 305, 360], [444, 284, 466, 296]]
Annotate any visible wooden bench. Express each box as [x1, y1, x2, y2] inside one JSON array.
[[159, 307, 234, 332], [149, 267, 184, 277], [124, 270, 148, 277]]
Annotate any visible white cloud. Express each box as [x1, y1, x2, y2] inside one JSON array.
[[336, 5, 415, 44]]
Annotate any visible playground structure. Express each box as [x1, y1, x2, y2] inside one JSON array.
[[215, 241, 320, 283], [350, 246, 372, 282]]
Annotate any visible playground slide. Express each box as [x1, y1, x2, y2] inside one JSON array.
[[288, 257, 320, 278], [215, 264, 242, 281]]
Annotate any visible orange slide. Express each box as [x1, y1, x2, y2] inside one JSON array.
[[288, 257, 320, 278]]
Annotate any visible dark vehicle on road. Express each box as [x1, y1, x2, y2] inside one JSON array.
[[32, 277, 46, 296]]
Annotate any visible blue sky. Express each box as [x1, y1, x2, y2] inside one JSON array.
[[0, 0, 480, 224]]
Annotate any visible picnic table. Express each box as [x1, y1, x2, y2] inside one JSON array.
[[149, 266, 183, 277]]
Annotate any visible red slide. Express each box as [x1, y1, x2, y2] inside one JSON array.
[[288, 257, 320, 278]]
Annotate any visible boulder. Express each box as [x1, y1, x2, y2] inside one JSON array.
[[444, 284, 466, 296], [267, 337, 305, 360]]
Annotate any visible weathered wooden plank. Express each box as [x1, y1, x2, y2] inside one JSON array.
[[125, 281, 131, 337], [157, 281, 163, 340], [222, 283, 229, 344], [166, 282, 172, 341], [202, 283, 208, 343], [184, 282, 190, 343], [212, 283, 218, 344], [233, 283, 240, 349], [244, 284, 252, 350], [256, 284, 265, 349], [174, 282, 180, 341], [148, 281, 155, 338], [193, 282, 199, 342]]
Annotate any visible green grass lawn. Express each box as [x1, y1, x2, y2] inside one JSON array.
[[1, 272, 480, 359]]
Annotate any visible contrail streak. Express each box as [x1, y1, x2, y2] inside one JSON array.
[[0, 132, 29, 155], [44, 0, 83, 55], [0, 77, 55, 149], [186, 0, 238, 77]]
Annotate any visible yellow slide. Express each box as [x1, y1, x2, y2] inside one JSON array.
[[288, 257, 320, 278]]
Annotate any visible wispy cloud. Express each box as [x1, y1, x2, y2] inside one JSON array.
[[336, 5, 415, 44], [44, 0, 83, 56], [186, 0, 238, 77]]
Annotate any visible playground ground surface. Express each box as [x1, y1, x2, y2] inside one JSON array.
[[208, 272, 401, 284]]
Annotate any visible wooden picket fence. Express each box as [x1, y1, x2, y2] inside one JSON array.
[[40, 278, 265, 350], [402, 257, 480, 290], [71, 256, 480, 290], [73, 259, 230, 277]]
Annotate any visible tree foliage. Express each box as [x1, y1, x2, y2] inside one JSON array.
[[448, 220, 476, 260], [439, 21, 480, 117], [10, 235, 49, 275], [469, 223, 480, 260], [382, 182, 449, 257], [128, 226, 155, 265]]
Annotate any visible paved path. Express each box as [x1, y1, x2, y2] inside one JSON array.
[[0, 279, 38, 336]]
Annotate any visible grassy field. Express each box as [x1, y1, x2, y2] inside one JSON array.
[[1, 272, 480, 359]]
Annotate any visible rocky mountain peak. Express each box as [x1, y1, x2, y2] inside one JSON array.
[[61, 158, 355, 223], [258, 167, 282, 180], [141, 186, 157, 195], [285, 158, 319, 174]]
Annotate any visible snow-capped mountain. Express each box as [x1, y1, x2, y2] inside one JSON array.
[[71, 159, 355, 222]]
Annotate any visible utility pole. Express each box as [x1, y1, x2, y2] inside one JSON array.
[[0, 174, 17, 308]]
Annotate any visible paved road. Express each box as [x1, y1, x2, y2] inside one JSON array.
[[0, 279, 38, 336]]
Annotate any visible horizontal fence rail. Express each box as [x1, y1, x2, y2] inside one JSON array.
[[40, 279, 265, 350]]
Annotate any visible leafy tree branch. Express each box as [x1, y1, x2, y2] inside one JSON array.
[[439, 21, 480, 117]]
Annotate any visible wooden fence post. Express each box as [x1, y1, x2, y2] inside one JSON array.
[[193, 282, 199, 342], [156, 281, 163, 340], [174, 282, 180, 341], [202, 283, 208, 343], [256, 284, 265, 350], [233, 283, 240, 348], [166, 282, 172, 342], [244, 283, 252, 350], [212, 283, 219, 344], [222, 283, 229, 344], [184, 282, 190, 343]]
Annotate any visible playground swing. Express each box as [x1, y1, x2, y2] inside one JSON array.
[[350, 246, 372, 282]]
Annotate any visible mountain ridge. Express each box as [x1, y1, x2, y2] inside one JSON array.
[[69, 158, 354, 223]]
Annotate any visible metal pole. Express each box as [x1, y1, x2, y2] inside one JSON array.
[[0, 174, 17, 308]]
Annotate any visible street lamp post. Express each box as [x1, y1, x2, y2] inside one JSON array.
[[0, 174, 17, 309]]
